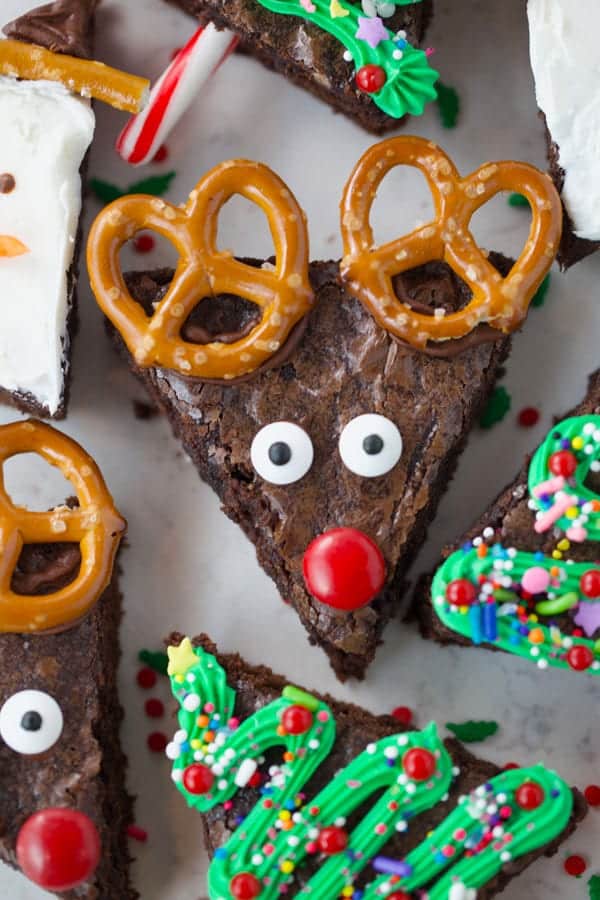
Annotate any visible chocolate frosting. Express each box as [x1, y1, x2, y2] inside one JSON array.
[[11, 543, 81, 596], [3, 0, 99, 60]]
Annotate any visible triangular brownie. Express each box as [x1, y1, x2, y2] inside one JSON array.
[[116, 258, 511, 681], [163, 632, 586, 898], [0, 420, 133, 898], [166, 0, 437, 133], [419, 370, 600, 677]]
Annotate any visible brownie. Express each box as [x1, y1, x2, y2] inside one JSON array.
[[0, 0, 98, 419], [417, 369, 600, 673], [0, 542, 135, 899], [166, 0, 433, 134], [166, 632, 587, 898], [111, 257, 512, 681]]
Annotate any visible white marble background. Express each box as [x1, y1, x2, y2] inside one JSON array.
[[1, 0, 598, 897]]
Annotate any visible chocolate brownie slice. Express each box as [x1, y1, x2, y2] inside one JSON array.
[[0, 0, 97, 418], [165, 632, 587, 898], [166, 0, 435, 134], [111, 257, 512, 681], [0, 543, 135, 899], [418, 369, 600, 676]]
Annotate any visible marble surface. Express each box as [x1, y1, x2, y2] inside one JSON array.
[[1, 0, 598, 897]]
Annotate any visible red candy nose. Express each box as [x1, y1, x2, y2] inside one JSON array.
[[303, 527, 386, 611], [16, 808, 101, 892]]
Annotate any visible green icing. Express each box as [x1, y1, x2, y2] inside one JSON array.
[[252, 0, 438, 118], [167, 640, 575, 897]]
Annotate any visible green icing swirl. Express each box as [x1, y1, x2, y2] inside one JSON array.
[[252, 0, 438, 118], [167, 640, 575, 897], [430, 414, 600, 675]]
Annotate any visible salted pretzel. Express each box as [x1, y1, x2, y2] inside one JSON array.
[[87, 160, 314, 381], [0, 421, 125, 633], [340, 136, 562, 350]]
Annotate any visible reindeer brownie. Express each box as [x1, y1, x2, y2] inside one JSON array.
[[164, 0, 438, 134], [87, 135, 561, 681], [0, 420, 133, 898], [0, 0, 148, 418], [420, 371, 600, 677], [162, 633, 586, 899]]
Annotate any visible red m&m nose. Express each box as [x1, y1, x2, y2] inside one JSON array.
[[303, 527, 386, 611], [16, 808, 101, 891]]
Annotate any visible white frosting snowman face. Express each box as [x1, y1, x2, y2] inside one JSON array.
[[0, 76, 95, 414]]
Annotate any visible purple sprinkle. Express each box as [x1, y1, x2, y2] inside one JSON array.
[[372, 857, 413, 878]]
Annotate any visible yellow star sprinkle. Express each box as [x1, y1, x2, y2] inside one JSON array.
[[330, 0, 349, 17], [167, 637, 199, 677]]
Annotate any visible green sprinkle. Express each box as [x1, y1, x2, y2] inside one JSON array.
[[138, 649, 169, 675], [531, 273, 551, 308], [479, 386, 511, 429], [535, 591, 579, 616], [446, 720, 499, 743], [589, 875, 600, 900], [127, 172, 177, 196], [435, 81, 460, 129], [89, 178, 124, 204], [282, 685, 320, 711], [508, 193, 530, 208], [493, 589, 519, 602]]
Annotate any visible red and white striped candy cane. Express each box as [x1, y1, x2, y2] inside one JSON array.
[[116, 23, 238, 166]]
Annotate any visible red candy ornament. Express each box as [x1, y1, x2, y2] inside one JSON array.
[[317, 826, 348, 855], [579, 569, 600, 598], [281, 705, 313, 735], [402, 747, 436, 781], [356, 64, 387, 93], [446, 579, 477, 606], [548, 450, 577, 478], [16, 809, 100, 892], [567, 644, 594, 671], [183, 763, 214, 795], [515, 781, 545, 810], [230, 872, 262, 899], [303, 527, 386, 611]]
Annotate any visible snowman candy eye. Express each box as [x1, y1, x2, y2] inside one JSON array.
[[251, 422, 314, 485], [0, 689, 63, 754], [339, 414, 403, 477], [0, 173, 15, 194]]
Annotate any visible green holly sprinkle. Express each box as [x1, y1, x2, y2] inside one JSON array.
[[589, 875, 600, 900], [138, 649, 169, 675], [531, 273, 551, 308], [435, 82, 460, 129], [479, 386, 511, 429], [90, 171, 177, 205], [446, 720, 499, 742], [508, 193, 530, 208]]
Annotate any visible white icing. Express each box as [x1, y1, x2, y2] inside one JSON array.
[[527, 0, 600, 240], [0, 77, 95, 413]]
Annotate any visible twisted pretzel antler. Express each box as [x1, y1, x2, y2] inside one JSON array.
[[0, 421, 125, 632], [87, 160, 314, 381], [340, 136, 562, 349]]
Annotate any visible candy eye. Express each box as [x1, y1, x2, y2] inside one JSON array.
[[250, 422, 314, 485], [0, 690, 63, 755], [0, 173, 15, 194], [339, 414, 402, 477]]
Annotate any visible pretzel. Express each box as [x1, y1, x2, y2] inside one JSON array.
[[340, 136, 562, 350], [87, 160, 314, 381], [0, 420, 125, 633]]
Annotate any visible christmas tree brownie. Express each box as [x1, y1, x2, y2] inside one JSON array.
[[419, 369, 600, 677], [0, 419, 133, 898], [163, 633, 587, 899]]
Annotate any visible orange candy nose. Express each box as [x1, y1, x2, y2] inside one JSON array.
[[0, 235, 28, 257]]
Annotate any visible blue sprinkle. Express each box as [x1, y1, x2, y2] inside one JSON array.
[[214, 848, 228, 860], [551, 789, 560, 797], [373, 857, 413, 877], [394, 38, 408, 49], [534, 551, 545, 560], [560, 439, 570, 449]]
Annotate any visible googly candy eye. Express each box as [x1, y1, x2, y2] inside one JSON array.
[[0, 690, 63, 754], [339, 414, 402, 477], [250, 422, 313, 485]]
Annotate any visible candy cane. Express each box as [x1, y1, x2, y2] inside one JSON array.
[[116, 23, 238, 166]]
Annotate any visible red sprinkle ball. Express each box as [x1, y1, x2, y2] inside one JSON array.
[[517, 406, 540, 427], [136, 667, 157, 689], [281, 705, 313, 735], [183, 763, 214, 795], [391, 706, 413, 726], [133, 234, 156, 255], [144, 698, 164, 719], [147, 731, 168, 753], [446, 578, 477, 606], [356, 64, 387, 94], [503, 761, 520, 771], [580, 569, 600, 598], [548, 450, 577, 478], [317, 826, 348, 855], [403, 747, 436, 782], [566, 644, 594, 672], [515, 781, 545, 810], [584, 784, 600, 806], [230, 872, 262, 899], [563, 854, 587, 877]]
